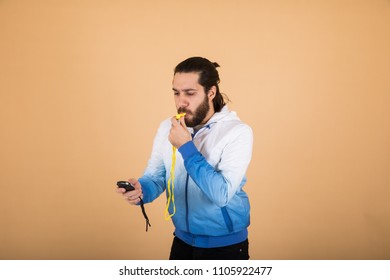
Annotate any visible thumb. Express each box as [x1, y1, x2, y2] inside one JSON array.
[[128, 178, 140, 189]]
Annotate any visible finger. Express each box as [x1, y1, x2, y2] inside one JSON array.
[[116, 187, 126, 194], [123, 189, 138, 197], [125, 194, 139, 201], [179, 115, 187, 128], [126, 196, 140, 205], [128, 197, 141, 205], [171, 117, 179, 126], [128, 178, 138, 187], [126, 193, 141, 203], [125, 178, 140, 193]]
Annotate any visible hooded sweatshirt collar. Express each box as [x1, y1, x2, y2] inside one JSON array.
[[191, 105, 239, 134]]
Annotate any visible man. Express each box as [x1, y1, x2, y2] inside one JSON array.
[[117, 57, 253, 260]]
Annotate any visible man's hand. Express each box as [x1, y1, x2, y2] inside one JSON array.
[[169, 116, 192, 149], [116, 178, 143, 205]]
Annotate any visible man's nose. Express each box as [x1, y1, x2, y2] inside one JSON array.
[[178, 94, 189, 108]]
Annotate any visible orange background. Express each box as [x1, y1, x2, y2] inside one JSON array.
[[0, 0, 389, 259]]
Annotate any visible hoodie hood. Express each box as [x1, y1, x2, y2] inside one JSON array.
[[208, 105, 240, 123]]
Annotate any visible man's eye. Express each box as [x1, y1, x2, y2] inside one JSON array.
[[173, 91, 179, 95]]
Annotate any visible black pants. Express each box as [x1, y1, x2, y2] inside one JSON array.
[[169, 237, 249, 260]]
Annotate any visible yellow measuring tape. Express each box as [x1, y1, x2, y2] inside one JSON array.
[[165, 113, 186, 220]]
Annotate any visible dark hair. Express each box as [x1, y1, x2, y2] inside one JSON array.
[[174, 57, 229, 112]]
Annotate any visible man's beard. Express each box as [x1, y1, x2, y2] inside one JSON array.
[[178, 94, 210, 128]]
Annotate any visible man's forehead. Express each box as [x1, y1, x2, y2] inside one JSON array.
[[172, 72, 201, 88]]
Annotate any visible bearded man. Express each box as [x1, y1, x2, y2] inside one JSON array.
[[117, 57, 253, 260]]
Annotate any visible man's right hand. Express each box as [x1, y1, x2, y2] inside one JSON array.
[[116, 178, 143, 205]]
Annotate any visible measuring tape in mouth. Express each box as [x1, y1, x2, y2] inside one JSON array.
[[165, 113, 186, 220]]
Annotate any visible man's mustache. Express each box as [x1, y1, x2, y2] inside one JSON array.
[[177, 108, 191, 115]]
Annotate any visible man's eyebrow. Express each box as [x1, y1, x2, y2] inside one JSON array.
[[172, 88, 197, 92]]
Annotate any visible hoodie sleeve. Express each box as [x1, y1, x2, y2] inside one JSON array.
[[178, 124, 253, 207], [137, 121, 169, 203]]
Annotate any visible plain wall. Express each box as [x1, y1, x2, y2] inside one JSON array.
[[0, 0, 389, 259]]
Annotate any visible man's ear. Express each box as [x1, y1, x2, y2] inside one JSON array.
[[208, 85, 217, 100]]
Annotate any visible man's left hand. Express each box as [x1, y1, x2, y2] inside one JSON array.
[[169, 116, 192, 149]]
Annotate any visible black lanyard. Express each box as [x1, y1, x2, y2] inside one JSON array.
[[117, 181, 151, 231], [139, 198, 151, 231]]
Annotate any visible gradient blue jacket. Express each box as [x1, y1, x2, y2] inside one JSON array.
[[138, 106, 253, 248]]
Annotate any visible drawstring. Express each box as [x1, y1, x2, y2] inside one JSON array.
[[165, 113, 186, 220]]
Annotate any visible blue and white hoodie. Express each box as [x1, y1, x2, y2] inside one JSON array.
[[138, 106, 253, 248]]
